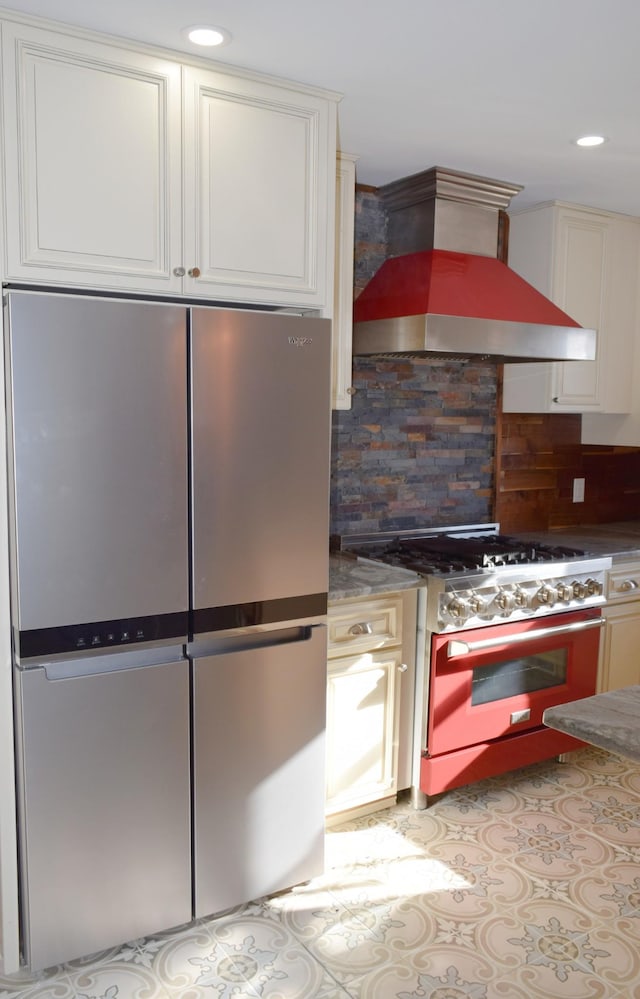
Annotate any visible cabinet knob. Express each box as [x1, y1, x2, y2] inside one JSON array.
[[348, 622, 373, 636], [346, 386, 357, 396], [188, 266, 201, 278], [619, 578, 639, 591], [397, 663, 408, 673], [173, 267, 186, 277]]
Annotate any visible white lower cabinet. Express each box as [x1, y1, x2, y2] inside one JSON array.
[[325, 590, 417, 824], [0, 16, 338, 309], [598, 561, 640, 691]]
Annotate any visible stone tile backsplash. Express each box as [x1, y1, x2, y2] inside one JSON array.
[[330, 185, 497, 538]]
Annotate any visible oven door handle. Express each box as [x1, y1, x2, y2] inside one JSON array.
[[447, 617, 605, 657]]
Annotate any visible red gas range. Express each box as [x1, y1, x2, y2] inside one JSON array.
[[339, 524, 611, 807]]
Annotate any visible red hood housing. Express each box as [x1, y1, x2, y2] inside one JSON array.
[[352, 167, 596, 363], [354, 249, 581, 327]]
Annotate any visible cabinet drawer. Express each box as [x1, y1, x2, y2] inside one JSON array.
[[327, 595, 402, 657], [606, 562, 640, 603]]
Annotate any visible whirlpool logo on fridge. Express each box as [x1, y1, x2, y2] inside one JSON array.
[[288, 336, 313, 347]]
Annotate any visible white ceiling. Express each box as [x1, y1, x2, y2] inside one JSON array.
[[4, 0, 640, 215]]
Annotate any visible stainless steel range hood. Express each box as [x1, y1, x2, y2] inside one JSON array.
[[353, 167, 596, 363]]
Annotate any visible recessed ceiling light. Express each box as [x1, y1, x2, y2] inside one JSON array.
[[574, 135, 607, 147], [184, 25, 231, 47]]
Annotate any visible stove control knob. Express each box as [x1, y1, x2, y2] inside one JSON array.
[[513, 587, 529, 608], [537, 584, 558, 606], [572, 580, 587, 599], [556, 582, 574, 602], [585, 577, 603, 596], [495, 589, 514, 612], [446, 597, 469, 622], [468, 594, 485, 615]]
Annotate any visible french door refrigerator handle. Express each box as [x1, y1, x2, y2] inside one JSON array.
[[40, 645, 187, 680], [447, 617, 605, 658], [188, 622, 324, 660]]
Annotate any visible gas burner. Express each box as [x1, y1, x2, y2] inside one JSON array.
[[339, 524, 611, 632], [346, 530, 594, 576]]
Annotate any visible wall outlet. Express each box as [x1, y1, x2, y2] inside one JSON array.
[[572, 477, 585, 503]]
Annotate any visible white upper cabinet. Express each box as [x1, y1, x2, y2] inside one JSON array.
[[0, 17, 338, 310], [182, 67, 336, 307], [502, 202, 640, 414], [1, 21, 184, 293]]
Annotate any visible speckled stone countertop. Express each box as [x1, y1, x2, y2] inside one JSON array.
[[543, 687, 640, 762], [516, 521, 640, 561], [329, 554, 424, 601]]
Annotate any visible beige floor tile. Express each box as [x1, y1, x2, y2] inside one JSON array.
[[554, 785, 640, 847], [494, 824, 617, 881], [3, 748, 640, 997], [565, 857, 640, 925], [545, 747, 631, 791], [2, 980, 76, 999], [617, 760, 640, 795], [0, 964, 71, 995], [66, 963, 173, 999], [348, 951, 532, 998], [479, 895, 640, 996]]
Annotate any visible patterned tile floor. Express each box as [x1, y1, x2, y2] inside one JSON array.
[[3, 747, 640, 999]]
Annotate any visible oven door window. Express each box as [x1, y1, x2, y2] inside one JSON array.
[[428, 609, 601, 756], [471, 649, 568, 706]]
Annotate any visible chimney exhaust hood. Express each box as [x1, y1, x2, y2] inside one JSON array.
[[353, 167, 596, 364]]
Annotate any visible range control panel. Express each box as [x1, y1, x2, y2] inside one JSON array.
[[426, 557, 611, 634]]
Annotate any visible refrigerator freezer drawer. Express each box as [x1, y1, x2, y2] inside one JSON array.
[[15, 657, 191, 970], [192, 623, 327, 918]]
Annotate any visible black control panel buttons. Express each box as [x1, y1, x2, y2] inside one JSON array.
[[20, 611, 188, 660]]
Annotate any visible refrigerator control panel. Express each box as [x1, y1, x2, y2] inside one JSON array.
[[18, 611, 188, 662]]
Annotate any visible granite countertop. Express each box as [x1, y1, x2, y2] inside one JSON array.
[[543, 687, 640, 762], [516, 521, 640, 561], [329, 553, 424, 601]]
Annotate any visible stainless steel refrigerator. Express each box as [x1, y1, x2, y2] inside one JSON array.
[[4, 290, 330, 970]]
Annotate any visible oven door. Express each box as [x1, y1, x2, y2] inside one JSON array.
[[428, 607, 603, 756]]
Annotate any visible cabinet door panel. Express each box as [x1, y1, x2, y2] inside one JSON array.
[[552, 217, 605, 406], [503, 203, 640, 416], [599, 602, 640, 692], [183, 67, 335, 307], [2, 23, 182, 291], [325, 650, 400, 816], [204, 97, 307, 276]]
